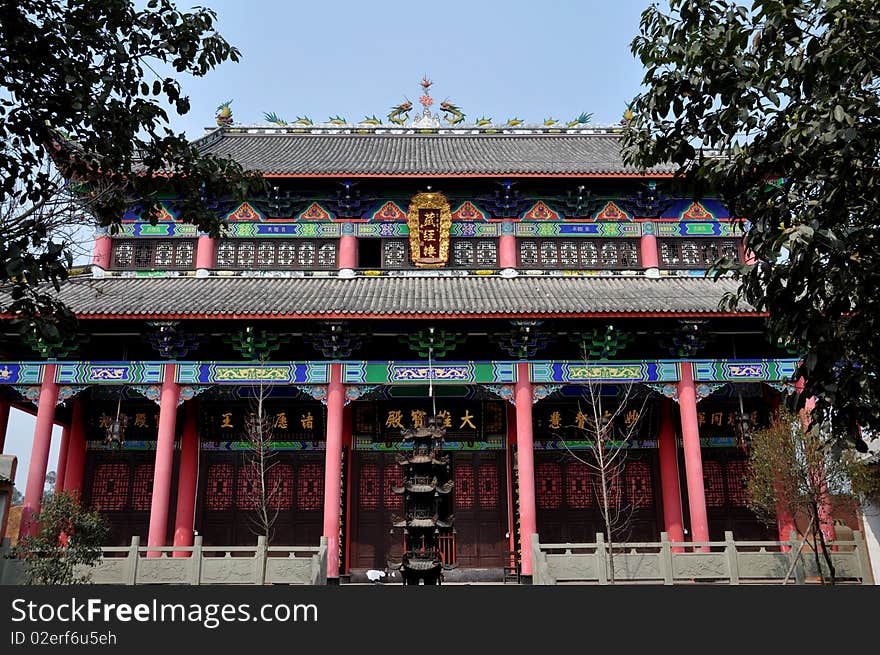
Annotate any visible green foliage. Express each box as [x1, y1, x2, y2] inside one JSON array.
[[12, 492, 109, 585], [0, 0, 264, 329], [845, 454, 880, 504], [624, 0, 880, 451]]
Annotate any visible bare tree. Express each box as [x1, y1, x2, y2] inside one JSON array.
[[242, 382, 281, 542], [1, 166, 129, 341], [746, 409, 856, 585], [561, 381, 648, 583]]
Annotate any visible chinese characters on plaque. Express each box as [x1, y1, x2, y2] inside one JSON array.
[[354, 401, 505, 440], [406, 192, 451, 267]]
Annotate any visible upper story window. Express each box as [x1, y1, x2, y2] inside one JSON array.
[[111, 239, 196, 271], [517, 239, 640, 269], [658, 238, 741, 269], [379, 239, 498, 269], [215, 239, 337, 270]]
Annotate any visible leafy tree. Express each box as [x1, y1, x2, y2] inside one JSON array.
[[12, 491, 109, 584], [623, 0, 880, 451], [0, 0, 264, 336]]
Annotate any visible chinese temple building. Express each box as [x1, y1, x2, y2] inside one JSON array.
[[1, 82, 808, 583]]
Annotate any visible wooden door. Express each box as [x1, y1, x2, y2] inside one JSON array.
[[197, 451, 324, 547], [350, 453, 403, 569], [453, 452, 508, 568]]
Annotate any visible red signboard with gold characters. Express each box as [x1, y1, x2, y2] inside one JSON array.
[[406, 191, 452, 267]]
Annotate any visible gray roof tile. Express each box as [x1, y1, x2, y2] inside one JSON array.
[[37, 275, 753, 318], [194, 130, 674, 176]]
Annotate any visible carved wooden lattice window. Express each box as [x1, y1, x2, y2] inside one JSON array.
[[89, 463, 130, 511], [625, 461, 654, 509], [111, 239, 196, 271], [204, 463, 234, 511], [382, 239, 498, 269], [455, 465, 475, 510], [215, 239, 337, 270], [384, 464, 404, 511], [517, 239, 640, 269], [703, 460, 726, 508], [536, 461, 563, 510], [358, 463, 380, 510], [566, 462, 593, 509], [268, 464, 294, 511], [296, 463, 324, 511], [725, 460, 749, 507], [658, 238, 741, 269], [478, 462, 499, 508], [235, 465, 260, 510], [381, 240, 409, 268], [451, 239, 498, 268], [130, 463, 154, 511]]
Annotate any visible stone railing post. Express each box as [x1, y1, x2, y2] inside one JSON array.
[[596, 532, 608, 585], [191, 536, 203, 585], [126, 536, 140, 585], [853, 531, 873, 585], [312, 536, 329, 585], [725, 531, 740, 584], [255, 535, 267, 585], [789, 530, 805, 585], [659, 532, 674, 585]]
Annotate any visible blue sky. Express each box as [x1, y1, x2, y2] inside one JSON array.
[[6, 0, 660, 493]]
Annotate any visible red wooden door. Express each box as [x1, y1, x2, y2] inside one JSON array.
[[453, 452, 508, 568]]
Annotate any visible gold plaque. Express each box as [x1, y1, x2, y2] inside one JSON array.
[[406, 191, 452, 268]]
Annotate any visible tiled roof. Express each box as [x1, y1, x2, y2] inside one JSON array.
[[193, 129, 675, 176], [33, 275, 754, 318]]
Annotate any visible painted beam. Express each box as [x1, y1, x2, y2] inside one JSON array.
[[0, 359, 802, 386]]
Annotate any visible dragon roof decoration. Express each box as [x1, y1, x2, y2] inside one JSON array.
[[236, 78, 629, 134]]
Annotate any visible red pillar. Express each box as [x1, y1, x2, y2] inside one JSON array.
[[92, 232, 112, 270], [499, 226, 517, 269], [173, 400, 200, 555], [640, 230, 660, 275], [505, 403, 517, 557], [19, 363, 59, 539], [657, 398, 685, 549], [195, 235, 216, 271], [342, 404, 353, 576], [147, 364, 180, 556], [54, 424, 70, 494], [338, 234, 358, 270], [678, 361, 710, 548], [63, 397, 87, 498], [322, 363, 344, 580], [514, 362, 537, 577], [0, 397, 10, 452]]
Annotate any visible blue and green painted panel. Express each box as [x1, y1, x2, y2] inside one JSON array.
[[54, 362, 165, 385], [0, 363, 43, 384], [692, 359, 799, 382], [113, 223, 199, 238], [530, 361, 680, 383], [342, 361, 517, 385], [656, 221, 743, 237], [175, 362, 330, 385], [225, 223, 342, 238]]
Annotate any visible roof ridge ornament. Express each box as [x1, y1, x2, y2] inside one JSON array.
[[412, 76, 441, 128]]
